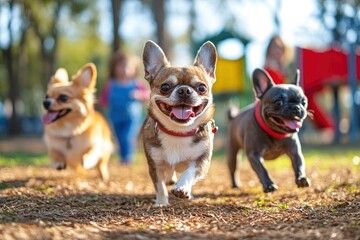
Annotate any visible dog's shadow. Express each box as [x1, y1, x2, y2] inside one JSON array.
[[0, 177, 63, 190], [0, 179, 28, 190]]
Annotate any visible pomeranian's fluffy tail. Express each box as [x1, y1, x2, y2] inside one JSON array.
[[227, 104, 240, 121]]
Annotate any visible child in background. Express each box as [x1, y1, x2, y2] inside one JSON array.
[[264, 35, 287, 84], [99, 51, 149, 165]]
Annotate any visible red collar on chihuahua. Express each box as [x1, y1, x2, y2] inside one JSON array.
[[142, 40, 217, 206]]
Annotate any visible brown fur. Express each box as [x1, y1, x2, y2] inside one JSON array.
[[43, 63, 113, 182], [142, 40, 217, 206]]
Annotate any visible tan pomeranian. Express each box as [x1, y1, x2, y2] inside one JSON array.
[[42, 63, 113, 182]]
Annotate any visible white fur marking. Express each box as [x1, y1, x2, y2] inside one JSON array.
[[150, 133, 207, 166], [82, 147, 101, 169], [167, 75, 178, 85], [155, 181, 169, 207], [172, 161, 197, 193]]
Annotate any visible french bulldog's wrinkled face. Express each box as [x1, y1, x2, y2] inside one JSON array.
[[142, 41, 217, 127], [253, 69, 308, 133]]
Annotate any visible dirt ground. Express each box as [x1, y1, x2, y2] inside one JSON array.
[[0, 138, 359, 240]]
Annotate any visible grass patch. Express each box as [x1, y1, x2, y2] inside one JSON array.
[[0, 152, 48, 167], [1, 144, 360, 171]]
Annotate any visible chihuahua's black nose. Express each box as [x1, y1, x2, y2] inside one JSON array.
[[177, 86, 193, 96], [43, 99, 52, 110]]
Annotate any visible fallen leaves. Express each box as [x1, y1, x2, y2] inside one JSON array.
[[0, 160, 359, 240]]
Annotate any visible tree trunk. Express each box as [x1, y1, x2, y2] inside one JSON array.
[[4, 1, 22, 136], [111, 0, 123, 52], [151, 0, 169, 55], [28, 1, 61, 90]]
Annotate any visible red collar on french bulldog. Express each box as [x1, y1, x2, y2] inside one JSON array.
[[255, 101, 291, 139], [154, 119, 218, 137]]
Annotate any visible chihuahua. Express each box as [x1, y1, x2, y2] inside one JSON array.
[[227, 68, 311, 192], [42, 63, 113, 182], [142, 40, 218, 206]]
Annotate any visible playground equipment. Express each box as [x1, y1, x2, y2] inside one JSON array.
[[195, 30, 249, 96], [297, 47, 360, 142]]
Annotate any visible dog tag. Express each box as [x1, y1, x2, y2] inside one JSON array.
[[66, 138, 72, 149], [212, 126, 218, 133], [211, 120, 218, 133]]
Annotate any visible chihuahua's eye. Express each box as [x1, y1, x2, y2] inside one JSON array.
[[275, 100, 283, 107], [58, 94, 69, 102], [45, 94, 49, 99], [198, 84, 207, 94], [160, 83, 171, 94]]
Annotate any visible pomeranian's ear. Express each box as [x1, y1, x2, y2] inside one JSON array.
[[73, 63, 97, 90], [49, 68, 68, 85]]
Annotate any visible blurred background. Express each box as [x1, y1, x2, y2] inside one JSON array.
[[0, 0, 360, 153]]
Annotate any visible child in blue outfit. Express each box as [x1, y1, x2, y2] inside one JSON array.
[[100, 51, 149, 165]]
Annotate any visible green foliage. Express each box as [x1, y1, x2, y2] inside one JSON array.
[[0, 0, 107, 118], [57, 36, 110, 92], [0, 153, 48, 167]]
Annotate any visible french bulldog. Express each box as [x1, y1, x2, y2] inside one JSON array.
[[142, 40, 218, 206], [227, 68, 311, 192]]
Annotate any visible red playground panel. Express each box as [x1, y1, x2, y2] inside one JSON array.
[[297, 47, 360, 129]]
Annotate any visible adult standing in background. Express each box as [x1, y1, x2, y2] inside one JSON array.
[[264, 35, 288, 84]]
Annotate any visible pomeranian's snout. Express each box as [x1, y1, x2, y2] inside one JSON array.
[[43, 99, 52, 110]]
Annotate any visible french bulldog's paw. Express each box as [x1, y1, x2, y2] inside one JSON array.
[[296, 177, 311, 188], [263, 184, 278, 193], [54, 162, 66, 171], [171, 187, 192, 199]]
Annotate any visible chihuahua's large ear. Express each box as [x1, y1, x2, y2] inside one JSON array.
[[73, 63, 97, 90], [194, 41, 217, 80], [142, 40, 170, 82], [252, 68, 275, 99], [293, 69, 300, 86], [50, 68, 68, 85]]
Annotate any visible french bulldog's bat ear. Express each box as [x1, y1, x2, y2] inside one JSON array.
[[293, 69, 300, 86], [194, 41, 217, 80], [73, 63, 97, 90], [50, 68, 69, 85], [252, 68, 275, 99], [142, 40, 170, 82]]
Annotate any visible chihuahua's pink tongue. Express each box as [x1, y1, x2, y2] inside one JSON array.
[[283, 120, 302, 130], [171, 106, 195, 120], [42, 112, 58, 124]]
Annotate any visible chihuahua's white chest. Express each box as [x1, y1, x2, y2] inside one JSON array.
[[150, 132, 212, 166]]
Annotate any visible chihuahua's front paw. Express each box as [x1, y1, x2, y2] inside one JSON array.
[[171, 187, 192, 199], [296, 177, 311, 188], [154, 198, 169, 207], [54, 162, 66, 171], [263, 183, 278, 193]]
